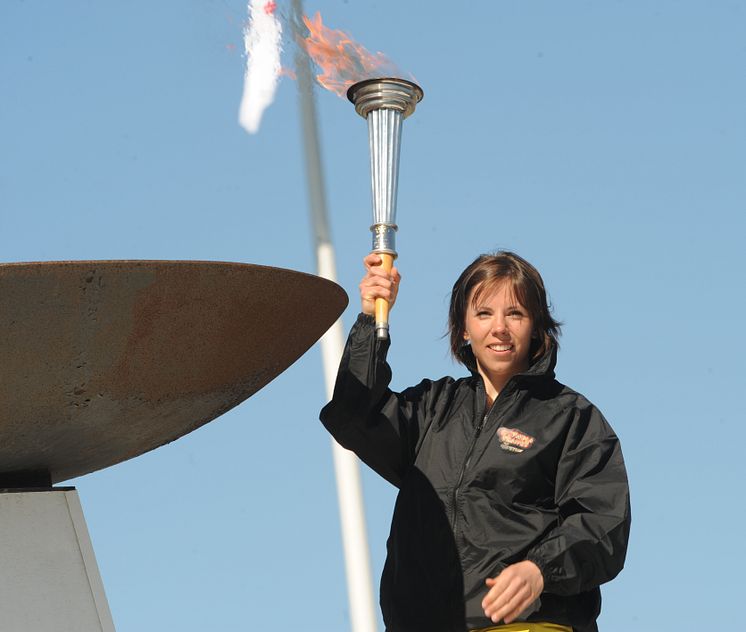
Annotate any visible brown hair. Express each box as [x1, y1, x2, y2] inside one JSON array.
[[448, 251, 562, 366]]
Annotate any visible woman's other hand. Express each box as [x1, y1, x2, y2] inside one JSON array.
[[481, 560, 544, 624], [359, 253, 401, 315]]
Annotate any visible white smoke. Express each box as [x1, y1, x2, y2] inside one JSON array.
[[238, 0, 283, 134]]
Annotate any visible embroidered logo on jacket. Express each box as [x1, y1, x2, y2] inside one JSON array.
[[497, 427, 535, 453]]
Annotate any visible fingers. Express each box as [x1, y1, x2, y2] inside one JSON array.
[[363, 252, 383, 270], [482, 575, 522, 623], [488, 587, 534, 625], [481, 561, 544, 625], [359, 254, 401, 315]]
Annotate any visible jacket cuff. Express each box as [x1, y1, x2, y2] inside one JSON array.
[[355, 312, 375, 327], [525, 553, 562, 590]]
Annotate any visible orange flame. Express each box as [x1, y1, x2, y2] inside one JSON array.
[[301, 12, 406, 97]]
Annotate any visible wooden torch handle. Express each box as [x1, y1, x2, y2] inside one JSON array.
[[375, 253, 394, 337]]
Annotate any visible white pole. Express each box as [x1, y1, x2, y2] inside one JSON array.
[[290, 3, 378, 632]]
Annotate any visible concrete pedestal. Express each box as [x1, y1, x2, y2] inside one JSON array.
[[0, 488, 115, 631]]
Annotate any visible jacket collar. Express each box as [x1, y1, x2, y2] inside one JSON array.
[[464, 342, 557, 387]]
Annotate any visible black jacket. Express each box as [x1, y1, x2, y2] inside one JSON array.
[[321, 314, 630, 632]]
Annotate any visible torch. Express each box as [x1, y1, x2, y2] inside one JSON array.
[[347, 78, 423, 340]]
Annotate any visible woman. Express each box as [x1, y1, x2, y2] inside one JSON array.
[[320, 251, 630, 632]]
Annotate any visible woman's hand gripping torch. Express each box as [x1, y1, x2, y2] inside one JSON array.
[[347, 78, 423, 340], [360, 253, 400, 332]]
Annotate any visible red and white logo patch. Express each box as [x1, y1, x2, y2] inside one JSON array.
[[497, 427, 535, 453]]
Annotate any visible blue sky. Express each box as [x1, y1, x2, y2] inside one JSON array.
[[2, 1, 744, 630]]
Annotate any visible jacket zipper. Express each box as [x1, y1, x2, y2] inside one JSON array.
[[450, 383, 516, 532], [450, 411, 487, 530], [450, 377, 496, 531]]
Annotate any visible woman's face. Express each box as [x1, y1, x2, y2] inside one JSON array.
[[463, 281, 534, 392]]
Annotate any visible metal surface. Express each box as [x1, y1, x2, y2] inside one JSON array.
[[346, 78, 423, 120], [370, 222, 398, 256], [368, 108, 403, 234], [0, 260, 348, 483], [347, 79, 424, 250]]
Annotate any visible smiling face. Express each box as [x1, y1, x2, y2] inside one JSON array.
[[463, 281, 534, 399]]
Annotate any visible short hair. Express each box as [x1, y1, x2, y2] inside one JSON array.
[[448, 251, 562, 366]]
